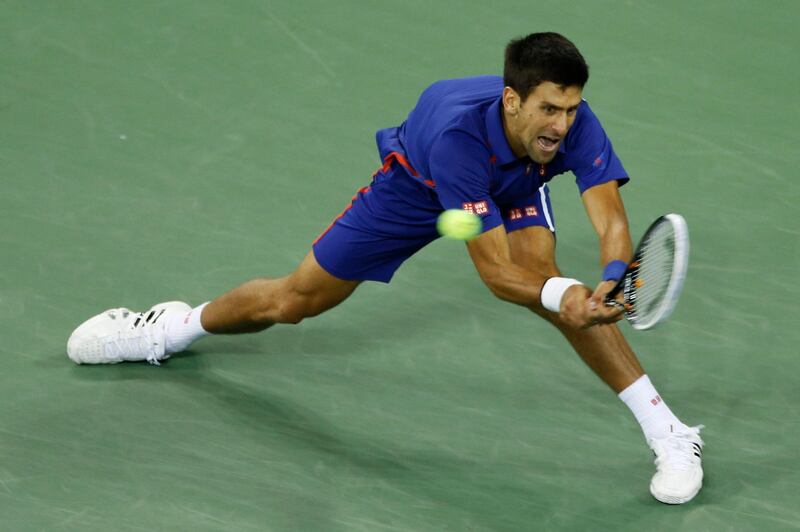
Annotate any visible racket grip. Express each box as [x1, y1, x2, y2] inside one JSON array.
[[604, 276, 626, 302]]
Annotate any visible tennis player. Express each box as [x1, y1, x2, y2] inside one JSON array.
[[67, 32, 704, 504]]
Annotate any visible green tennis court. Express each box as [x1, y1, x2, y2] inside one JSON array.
[[1, 1, 798, 530]]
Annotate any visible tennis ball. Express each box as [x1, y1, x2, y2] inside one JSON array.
[[437, 209, 483, 240]]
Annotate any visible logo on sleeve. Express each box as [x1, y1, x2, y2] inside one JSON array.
[[463, 201, 489, 215]]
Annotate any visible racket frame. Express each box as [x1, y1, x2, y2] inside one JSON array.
[[604, 213, 689, 330]]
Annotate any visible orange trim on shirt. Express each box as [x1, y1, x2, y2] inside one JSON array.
[[389, 152, 419, 177], [374, 151, 435, 187]]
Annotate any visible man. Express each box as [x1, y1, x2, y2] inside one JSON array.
[[67, 33, 704, 504]]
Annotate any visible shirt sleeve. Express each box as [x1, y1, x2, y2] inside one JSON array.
[[428, 129, 504, 233], [565, 102, 629, 195]]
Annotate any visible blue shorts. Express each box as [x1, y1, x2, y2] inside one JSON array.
[[313, 155, 556, 283]]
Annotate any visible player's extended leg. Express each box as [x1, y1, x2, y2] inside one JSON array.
[[68, 154, 438, 366], [507, 226, 704, 505], [201, 251, 360, 333], [506, 227, 643, 391], [67, 250, 359, 365]]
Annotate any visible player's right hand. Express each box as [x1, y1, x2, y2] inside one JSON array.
[[559, 284, 623, 329]]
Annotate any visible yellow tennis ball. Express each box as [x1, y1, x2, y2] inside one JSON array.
[[437, 209, 483, 240]]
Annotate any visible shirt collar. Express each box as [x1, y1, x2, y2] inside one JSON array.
[[485, 97, 518, 165]]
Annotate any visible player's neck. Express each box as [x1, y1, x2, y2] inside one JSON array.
[[501, 107, 528, 159]]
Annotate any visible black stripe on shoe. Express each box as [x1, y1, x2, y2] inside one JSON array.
[[692, 443, 702, 458]]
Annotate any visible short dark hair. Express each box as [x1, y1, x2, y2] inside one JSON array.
[[504, 32, 589, 100]]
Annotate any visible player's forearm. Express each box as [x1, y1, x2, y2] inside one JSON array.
[[581, 181, 633, 267], [475, 258, 549, 308], [598, 220, 633, 266]]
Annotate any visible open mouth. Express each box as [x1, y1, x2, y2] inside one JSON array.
[[536, 136, 560, 152]]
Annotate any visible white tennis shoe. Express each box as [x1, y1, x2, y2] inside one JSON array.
[[67, 301, 191, 365], [648, 425, 704, 504]]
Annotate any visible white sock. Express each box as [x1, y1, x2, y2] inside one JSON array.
[[164, 302, 211, 354], [618, 374, 688, 441]]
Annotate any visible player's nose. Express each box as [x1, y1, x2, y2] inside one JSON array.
[[551, 113, 568, 136]]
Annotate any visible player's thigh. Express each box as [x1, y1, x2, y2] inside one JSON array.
[[507, 226, 560, 277], [284, 250, 361, 316]]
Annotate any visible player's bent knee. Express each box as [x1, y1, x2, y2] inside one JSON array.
[[274, 298, 309, 325], [273, 293, 335, 325], [251, 266, 355, 325]]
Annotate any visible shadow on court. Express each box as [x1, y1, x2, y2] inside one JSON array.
[[64, 334, 647, 532]]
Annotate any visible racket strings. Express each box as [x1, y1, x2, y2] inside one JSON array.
[[627, 223, 676, 322]]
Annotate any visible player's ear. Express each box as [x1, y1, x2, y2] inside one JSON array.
[[502, 87, 520, 117]]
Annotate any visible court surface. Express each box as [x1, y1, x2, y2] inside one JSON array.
[[1, 1, 799, 530]]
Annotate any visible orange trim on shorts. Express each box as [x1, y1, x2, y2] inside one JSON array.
[[313, 185, 371, 245], [314, 151, 435, 246]]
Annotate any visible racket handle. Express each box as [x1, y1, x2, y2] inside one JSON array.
[[604, 278, 625, 301]]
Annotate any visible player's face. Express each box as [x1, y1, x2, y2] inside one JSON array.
[[502, 82, 583, 164]]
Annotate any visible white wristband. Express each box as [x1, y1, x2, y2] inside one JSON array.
[[541, 277, 583, 313]]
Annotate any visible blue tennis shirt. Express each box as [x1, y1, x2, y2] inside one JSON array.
[[375, 75, 629, 233]]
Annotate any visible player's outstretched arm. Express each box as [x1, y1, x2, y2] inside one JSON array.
[[581, 180, 633, 307], [466, 225, 619, 328]]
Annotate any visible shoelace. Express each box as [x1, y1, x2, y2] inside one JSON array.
[[652, 425, 704, 472], [103, 309, 164, 366]]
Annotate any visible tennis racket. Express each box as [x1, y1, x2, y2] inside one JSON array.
[[604, 213, 689, 330]]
